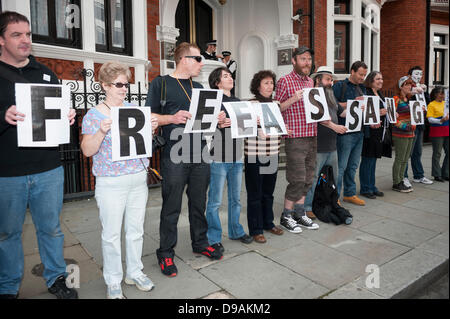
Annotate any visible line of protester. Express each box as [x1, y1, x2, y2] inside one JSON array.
[[1, 11, 448, 299]]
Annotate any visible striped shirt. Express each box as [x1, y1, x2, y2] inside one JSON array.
[[275, 71, 317, 138], [244, 100, 281, 156], [392, 96, 416, 138]]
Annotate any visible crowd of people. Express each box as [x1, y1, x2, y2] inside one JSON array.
[[0, 11, 448, 300]]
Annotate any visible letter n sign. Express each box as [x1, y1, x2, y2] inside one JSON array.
[[111, 107, 153, 161]]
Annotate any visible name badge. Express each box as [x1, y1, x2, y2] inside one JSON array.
[[43, 74, 51, 82]]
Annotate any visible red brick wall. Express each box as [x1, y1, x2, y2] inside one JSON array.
[[431, 10, 449, 25], [147, 0, 160, 82], [35, 57, 84, 81], [292, 0, 327, 70], [380, 0, 427, 93]]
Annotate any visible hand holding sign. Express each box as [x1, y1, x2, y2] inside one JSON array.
[[345, 100, 363, 133], [4, 105, 25, 125], [385, 98, 397, 123], [111, 107, 153, 161], [256, 102, 288, 136], [16, 83, 71, 147], [363, 96, 381, 125], [184, 89, 223, 133], [223, 101, 258, 138], [302, 87, 331, 124], [409, 101, 425, 125]]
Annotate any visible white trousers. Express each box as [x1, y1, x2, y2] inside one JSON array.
[[95, 170, 148, 286]]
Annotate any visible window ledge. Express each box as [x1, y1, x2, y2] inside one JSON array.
[[32, 43, 148, 65]]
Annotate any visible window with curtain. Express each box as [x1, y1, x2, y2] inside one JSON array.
[[334, 22, 350, 74], [30, 0, 82, 48], [95, 0, 132, 55]]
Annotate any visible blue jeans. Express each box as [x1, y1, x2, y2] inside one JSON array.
[[359, 157, 380, 194], [0, 166, 66, 295], [206, 162, 246, 245], [337, 132, 364, 197], [404, 128, 424, 179], [304, 151, 338, 212]]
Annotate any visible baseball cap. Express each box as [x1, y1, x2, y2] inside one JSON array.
[[292, 46, 314, 58]]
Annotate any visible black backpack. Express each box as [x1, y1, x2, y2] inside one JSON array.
[[312, 165, 353, 225]]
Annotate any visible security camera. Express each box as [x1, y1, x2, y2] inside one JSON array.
[[291, 14, 300, 21]]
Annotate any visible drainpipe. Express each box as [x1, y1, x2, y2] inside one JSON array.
[[310, 0, 315, 72], [425, 0, 431, 92]]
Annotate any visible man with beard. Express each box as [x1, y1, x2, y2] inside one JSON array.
[[274, 46, 319, 233], [332, 61, 368, 206], [303, 67, 348, 220]]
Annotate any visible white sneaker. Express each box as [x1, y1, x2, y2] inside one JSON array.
[[413, 177, 433, 185], [403, 178, 412, 188], [125, 274, 155, 292], [107, 283, 126, 299]]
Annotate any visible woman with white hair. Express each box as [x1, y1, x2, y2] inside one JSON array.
[[81, 61, 158, 299]]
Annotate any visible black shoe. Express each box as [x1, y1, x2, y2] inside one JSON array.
[[445, 177, 450, 181], [434, 176, 445, 182], [392, 182, 410, 193], [0, 294, 18, 299], [373, 191, 384, 197], [158, 256, 177, 277], [48, 275, 78, 299], [193, 246, 223, 260], [211, 243, 225, 254], [361, 192, 376, 199], [232, 234, 254, 244]]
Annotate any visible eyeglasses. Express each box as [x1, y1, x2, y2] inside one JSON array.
[[184, 56, 203, 63], [109, 82, 130, 89]]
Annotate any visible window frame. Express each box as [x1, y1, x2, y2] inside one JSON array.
[[433, 48, 446, 85], [95, 0, 133, 56], [30, 0, 82, 49]]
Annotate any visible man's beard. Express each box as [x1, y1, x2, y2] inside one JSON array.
[[323, 86, 338, 110], [294, 63, 311, 76]]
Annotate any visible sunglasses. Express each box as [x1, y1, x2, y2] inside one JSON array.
[[109, 82, 130, 89], [184, 56, 203, 63]]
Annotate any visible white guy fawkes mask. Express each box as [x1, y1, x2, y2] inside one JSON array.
[[411, 70, 423, 84]]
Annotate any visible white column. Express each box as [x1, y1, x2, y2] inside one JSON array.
[[81, 0, 96, 53]]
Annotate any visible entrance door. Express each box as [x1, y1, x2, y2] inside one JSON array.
[[175, 0, 213, 50]]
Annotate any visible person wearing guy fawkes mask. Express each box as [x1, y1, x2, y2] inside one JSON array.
[[402, 66, 434, 187], [303, 66, 348, 220]]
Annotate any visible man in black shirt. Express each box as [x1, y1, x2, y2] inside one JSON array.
[[146, 42, 223, 278], [0, 12, 77, 299]]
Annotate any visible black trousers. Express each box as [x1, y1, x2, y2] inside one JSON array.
[[157, 159, 210, 258], [244, 156, 278, 236]]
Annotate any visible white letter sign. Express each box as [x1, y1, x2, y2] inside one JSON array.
[[223, 101, 258, 138], [256, 102, 288, 136], [16, 83, 70, 147], [363, 96, 381, 125], [385, 98, 397, 123], [345, 100, 363, 133], [111, 107, 153, 161], [302, 87, 331, 124], [415, 93, 427, 111], [410, 101, 424, 125], [184, 89, 223, 133]]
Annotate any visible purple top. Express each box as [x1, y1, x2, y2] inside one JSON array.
[[81, 106, 149, 177]]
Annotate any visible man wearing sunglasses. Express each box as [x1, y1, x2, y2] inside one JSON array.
[[146, 42, 223, 278]]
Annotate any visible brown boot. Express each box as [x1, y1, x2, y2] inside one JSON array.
[[343, 195, 366, 206], [306, 211, 316, 220], [268, 226, 284, 236], [253, 234, 267, 243]]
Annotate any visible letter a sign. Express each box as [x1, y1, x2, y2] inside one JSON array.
[[302, 87, 331, 124]]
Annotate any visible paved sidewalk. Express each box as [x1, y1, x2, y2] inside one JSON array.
[[19, 145, 448, 299]]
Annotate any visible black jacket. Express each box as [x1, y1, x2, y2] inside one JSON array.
[[0, 55, 61, 177]]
